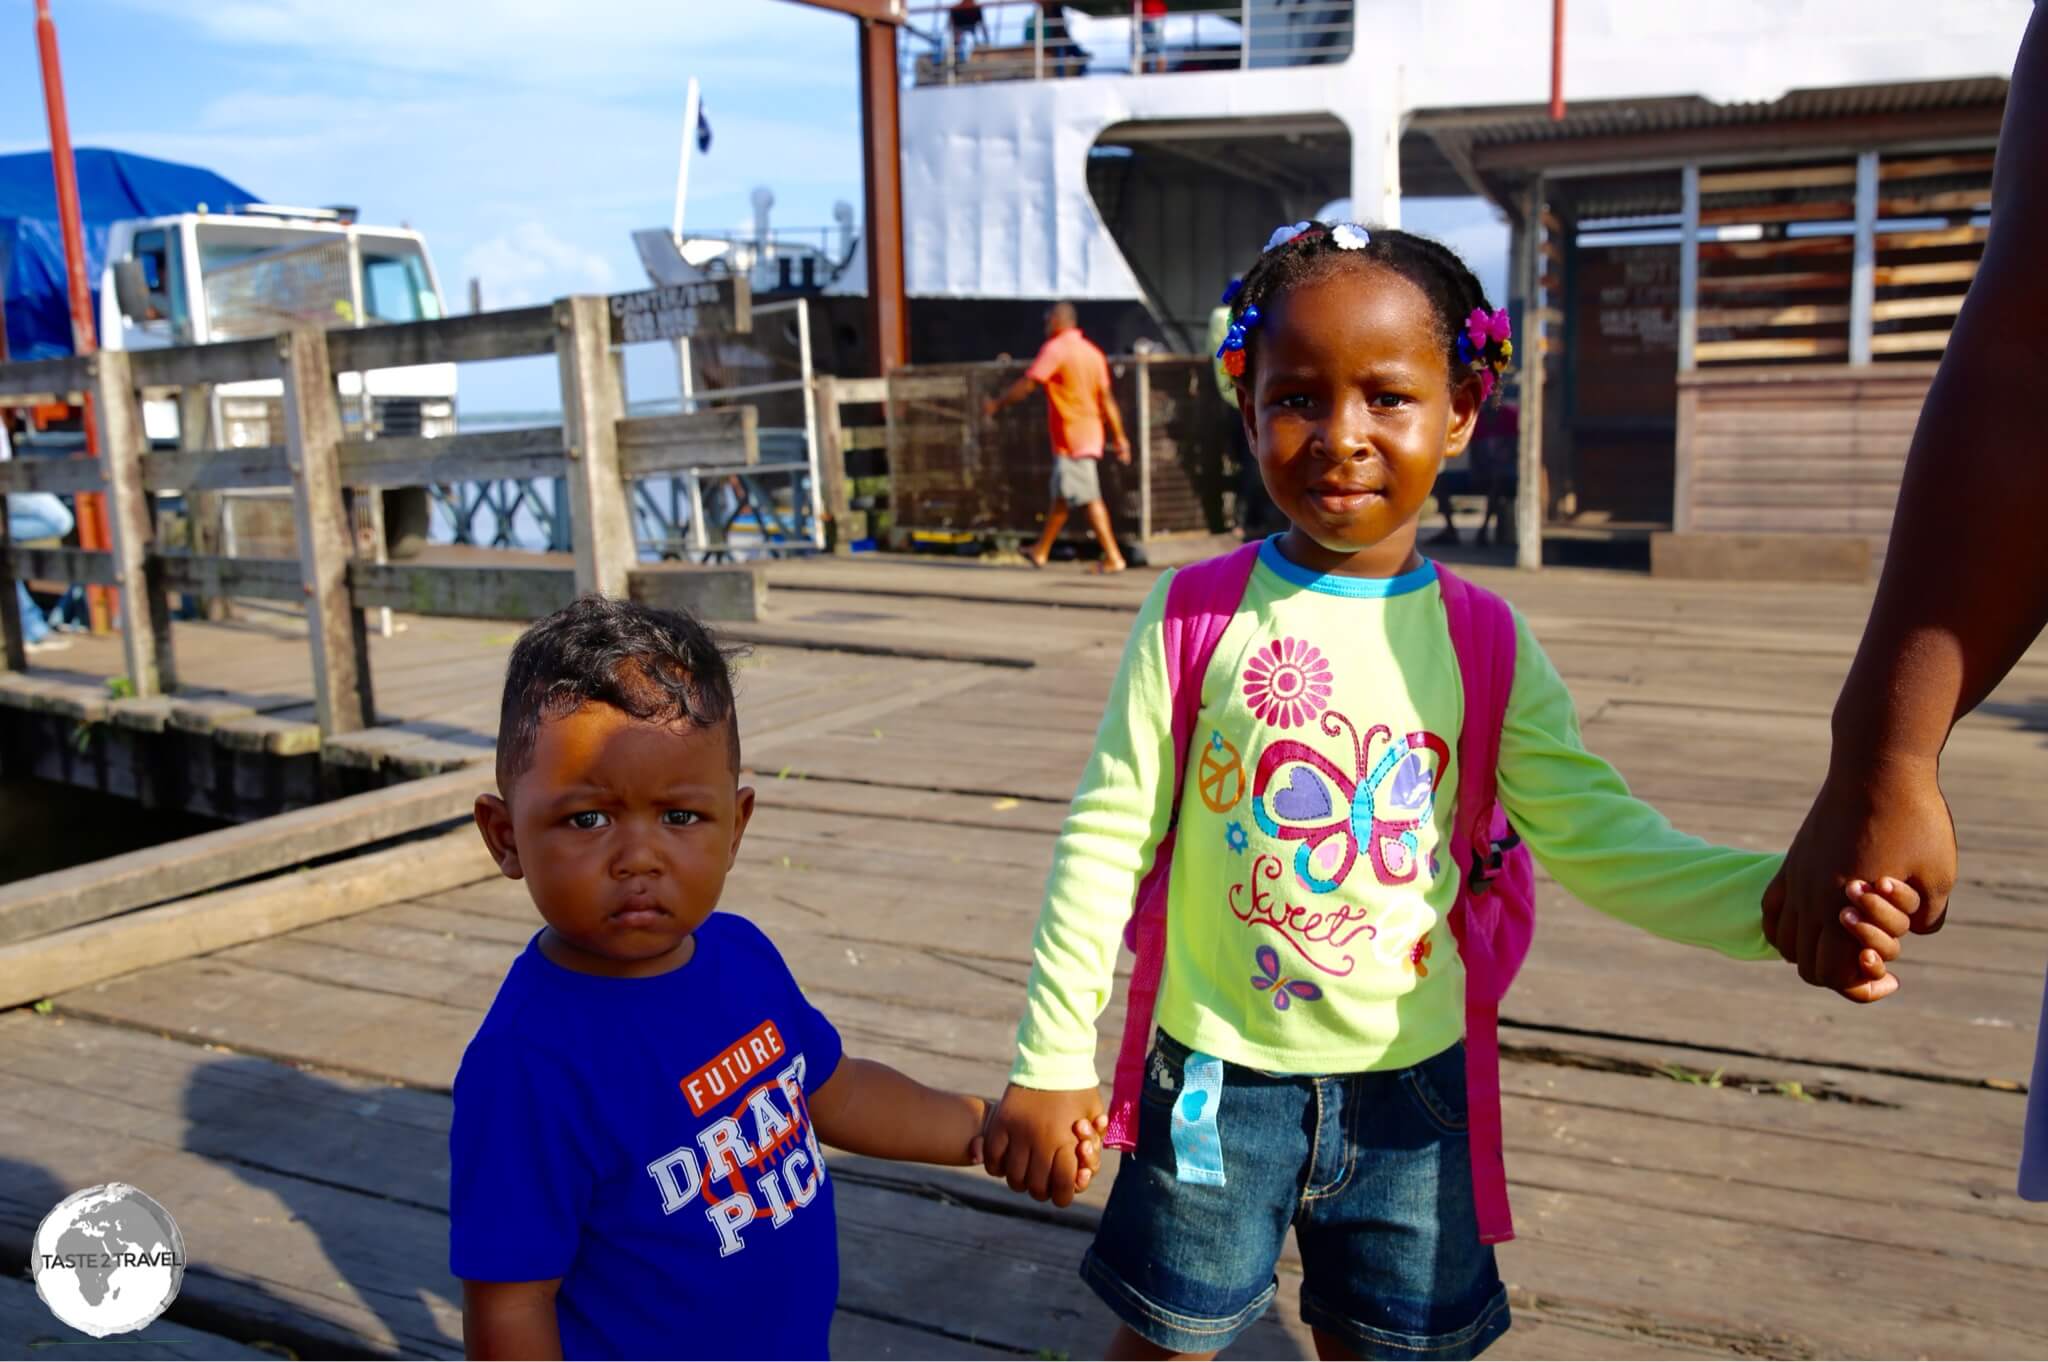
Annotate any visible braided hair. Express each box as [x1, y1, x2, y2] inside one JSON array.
[[1218, 223, 1511, 405]]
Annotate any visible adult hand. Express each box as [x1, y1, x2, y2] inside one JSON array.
[[1762, 751, 1956, 1001], [1114, 441, 1133, 465], [982, 396, 1001, 421], [981, 1082, 1103, 1207]]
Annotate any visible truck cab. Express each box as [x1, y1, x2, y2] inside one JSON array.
[[97, 205, 456, 555]]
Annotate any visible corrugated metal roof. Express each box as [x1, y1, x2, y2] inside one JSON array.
[[1410, 77, 2008, 148]]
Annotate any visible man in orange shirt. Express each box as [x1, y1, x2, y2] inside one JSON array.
[[984, 303, 1132, 572]]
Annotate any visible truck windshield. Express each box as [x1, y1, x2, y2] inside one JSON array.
[[194, 223, 442, 339]]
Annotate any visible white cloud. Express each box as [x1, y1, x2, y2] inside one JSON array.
[[460, 221, 615, 308]]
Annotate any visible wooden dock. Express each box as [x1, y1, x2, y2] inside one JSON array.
[[3, 550, 2048, 1359]]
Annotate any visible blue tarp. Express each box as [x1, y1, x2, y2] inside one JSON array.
[[0, 148, 255, 361]]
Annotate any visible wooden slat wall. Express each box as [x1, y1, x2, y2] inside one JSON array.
[[1694, 157, 1857, 366], [1867, 157, 1990, 364], [1695, 151, 1991, 370], [1676, 365, 1934, 545]]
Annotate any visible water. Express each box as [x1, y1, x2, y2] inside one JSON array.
[[0, 776, 228, 886]]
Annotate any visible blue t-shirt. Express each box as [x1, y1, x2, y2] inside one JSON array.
[[449, 914, 844, 1360]]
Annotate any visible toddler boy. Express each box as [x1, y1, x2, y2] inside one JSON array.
[[450, 597, 1097, 1359]]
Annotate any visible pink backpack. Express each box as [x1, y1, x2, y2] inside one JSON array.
[[1102, 541, 1535, 1245]]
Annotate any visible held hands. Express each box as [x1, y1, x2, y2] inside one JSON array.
[[1762, 753, 1955, 1002], [981, 1083, 1109, 1207]]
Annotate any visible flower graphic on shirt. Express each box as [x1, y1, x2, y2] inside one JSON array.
[[1242, 637, 1333, 729], [1407, 934, 1434, 977], [1225, 820, 1250, 855]]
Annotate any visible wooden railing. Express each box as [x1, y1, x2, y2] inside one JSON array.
[[0, 288, 766, 741]]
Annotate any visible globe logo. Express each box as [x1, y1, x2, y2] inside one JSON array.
[[31, 1184, 186, 1338]]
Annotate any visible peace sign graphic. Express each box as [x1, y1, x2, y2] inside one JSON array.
[[1199, 731, 1246, 814]]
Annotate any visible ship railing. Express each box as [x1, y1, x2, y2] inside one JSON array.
[[906, 1, 1353, 86]]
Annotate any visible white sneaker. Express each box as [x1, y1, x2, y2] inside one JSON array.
[[24, 637, 71, 655]]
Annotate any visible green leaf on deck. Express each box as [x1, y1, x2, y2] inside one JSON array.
[[31, 1000, 53, 1015], [1659, 1063, 1724, 1089]]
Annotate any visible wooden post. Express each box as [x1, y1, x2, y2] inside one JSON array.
[[277, 325, 374, 737], [1135, 356, 1153, 542], [354, 486, 392, 638], [1673, 162, 1702, 538], [1673, 382, 1699, 534], [555, 295, 635, 597], [92, 349, 175, 694], [178, 384, 229, 621], [1678, 163, 1700, 373], [813, 375, 855, 554], [0, 481, 21, 672], [1850, 150, 1879, 366], [1513, 184, 1546, 571], [958, 368, 980, 551]]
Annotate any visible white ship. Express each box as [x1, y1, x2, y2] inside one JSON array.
[[644, 0, 2029, 569], [650, 1, 2024, 349]]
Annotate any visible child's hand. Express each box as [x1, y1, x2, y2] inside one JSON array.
[[1832, 876, 1922, 1003], [981, 1083, 1103, 1207], [1071, 1112, 1108, 1193], [967, 1107, 1104, 1189]]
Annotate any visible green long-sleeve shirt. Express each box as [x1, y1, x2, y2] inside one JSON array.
[[1011, 541, 1779, 1089], [1206, 305, 1236, 405]]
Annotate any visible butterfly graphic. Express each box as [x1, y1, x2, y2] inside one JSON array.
[[1251, 944, 1323, 1011], [1251, 712, 1449, 893]]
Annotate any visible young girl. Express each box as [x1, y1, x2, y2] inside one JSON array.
[[980, 222, 1905, 1361]]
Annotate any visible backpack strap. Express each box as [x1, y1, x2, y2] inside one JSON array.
[[1103, 539, 1263, 1152], [1437, 562, 1520, 1245]]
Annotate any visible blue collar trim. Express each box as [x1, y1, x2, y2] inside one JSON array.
[[1256, 536, 1439, 598]]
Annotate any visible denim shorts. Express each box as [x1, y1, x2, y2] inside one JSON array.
[[1081, 1032, 1510, 1359]]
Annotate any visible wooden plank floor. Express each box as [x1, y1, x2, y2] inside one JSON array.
[[4, 551, 2048, 1357]]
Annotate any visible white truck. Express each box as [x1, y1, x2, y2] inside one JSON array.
[[96, 203, 457, 556]]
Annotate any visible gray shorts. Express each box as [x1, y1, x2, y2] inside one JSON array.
[[1050, 456, 1103, 508]]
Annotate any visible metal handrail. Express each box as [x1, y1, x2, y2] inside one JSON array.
[[905, 1, 1353, 85]]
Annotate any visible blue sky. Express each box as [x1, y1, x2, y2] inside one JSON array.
[[2, 0, 867, 410], [1, 0, 1501, 411]]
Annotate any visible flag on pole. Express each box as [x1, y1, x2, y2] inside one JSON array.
[[696, 103, 712, 154]]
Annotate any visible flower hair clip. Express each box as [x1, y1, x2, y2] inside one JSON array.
[[1214, 303, 1262, 377], [1264, 221, 1313, 252], [1465, 306, 1512, 353], [1331, 223, 1370, 251], [1456, 306, 1515, 400]]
